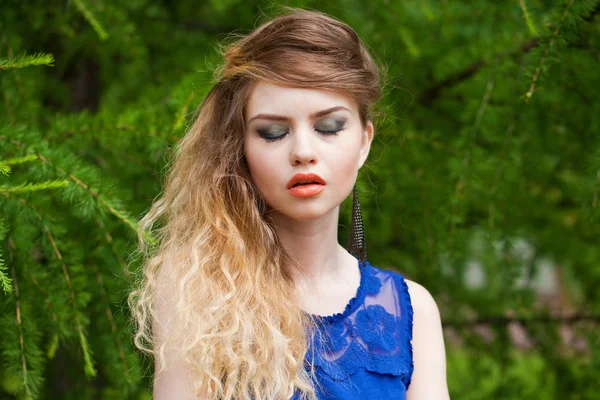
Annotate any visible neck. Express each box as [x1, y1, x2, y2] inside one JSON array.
[[270, 205, 349, 285]]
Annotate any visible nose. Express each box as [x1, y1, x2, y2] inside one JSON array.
[[289, 125, 318, 166]]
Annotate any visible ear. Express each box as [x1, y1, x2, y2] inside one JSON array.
[[358, 120, 374, 169]]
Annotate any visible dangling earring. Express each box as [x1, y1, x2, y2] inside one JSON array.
[[347, 183, 367, 262]]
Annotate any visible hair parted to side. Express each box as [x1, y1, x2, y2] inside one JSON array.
[[128, 7, 382, 400]]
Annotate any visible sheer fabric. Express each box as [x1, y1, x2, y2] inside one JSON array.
[[292, 259, 414, 400]]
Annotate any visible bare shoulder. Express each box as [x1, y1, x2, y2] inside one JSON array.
[[402, 278, 451, 399], [403, 278, 441, 316]]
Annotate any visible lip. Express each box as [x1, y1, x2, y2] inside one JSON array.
[[288, 184, 325, 198], [286, 173, 327, 190]]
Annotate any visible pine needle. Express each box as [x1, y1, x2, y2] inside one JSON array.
[[0, 180, 69, 194], [72, 0, 109, 40], [0, 219, 13, 294], [0, 53, 54, 70]]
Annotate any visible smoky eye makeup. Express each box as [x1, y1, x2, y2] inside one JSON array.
[[315, 117, 346, 133], [256, 123, 289, 141], [254, 116, 347, 142]]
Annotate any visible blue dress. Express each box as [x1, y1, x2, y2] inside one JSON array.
[[292, 259, 414, 400]]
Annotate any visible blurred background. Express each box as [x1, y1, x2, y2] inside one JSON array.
[[1, 0, 599, 399]]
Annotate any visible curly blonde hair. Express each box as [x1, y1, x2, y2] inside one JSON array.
[[128, 7, 382, 400]]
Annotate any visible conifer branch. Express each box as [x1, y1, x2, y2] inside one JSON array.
[[72, 0, 109, 40], [524, 0, 576, 101], [2, 138, 157, 256], [92, 263, 129, 375], [35, 154, 138, 233], [90, 136, 158, 176], [2, 155, 39, 166], [0, 219, 13, 294], [449, 70, 496, 246], [1, 191, 97, 377], [2, 195, 60, 322], [42, 224, 97, 377], [0, 158, 68, 195], [95, 218, 130, 280], [0, 179, 69, 194], [8, 243, 32, 399], [418, 39, 538, 106], [519, 0, 539, 36], [0, 160, 10, 175], [0, 52, 54, 70], [1, 192, 46, 221], [22, 264, 59, 325]]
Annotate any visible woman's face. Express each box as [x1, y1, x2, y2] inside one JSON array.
[[243, 81, 374, 221]]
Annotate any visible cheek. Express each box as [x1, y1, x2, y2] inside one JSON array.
[[331, 151, 359, 174], [332, 154, 360, 196], [244, 140, 278, 190], [330, 134, 362, 179]]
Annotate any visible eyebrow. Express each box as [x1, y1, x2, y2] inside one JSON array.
[[247, 106, 351, 124]]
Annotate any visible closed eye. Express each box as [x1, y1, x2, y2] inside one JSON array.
[[256, 118, 346, 142], [259, 129, 344, 142]]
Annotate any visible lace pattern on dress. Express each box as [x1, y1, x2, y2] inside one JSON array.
[[306, 261, 415, 390]]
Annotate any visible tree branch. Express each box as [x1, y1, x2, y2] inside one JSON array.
[[443, 312, 599, 328], [418, 39, 539, 106]]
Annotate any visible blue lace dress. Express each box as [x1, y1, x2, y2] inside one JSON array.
[[292, 259, 414, 400]]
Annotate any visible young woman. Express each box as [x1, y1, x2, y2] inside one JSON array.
[[129, 8, 450, 400]]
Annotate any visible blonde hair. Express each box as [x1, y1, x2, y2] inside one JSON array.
[[128, 7, 382, 400]]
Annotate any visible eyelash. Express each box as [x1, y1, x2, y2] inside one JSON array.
[[260, 128, 344, 142]]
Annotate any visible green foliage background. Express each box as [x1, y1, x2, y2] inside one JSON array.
[[1, 0, 599, 398]]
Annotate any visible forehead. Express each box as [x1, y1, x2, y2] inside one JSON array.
[[244, 81, 356, 120]]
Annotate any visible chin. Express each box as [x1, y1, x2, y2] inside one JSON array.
[[289, 212, 326, 222], [276, 203, 337, 222]]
